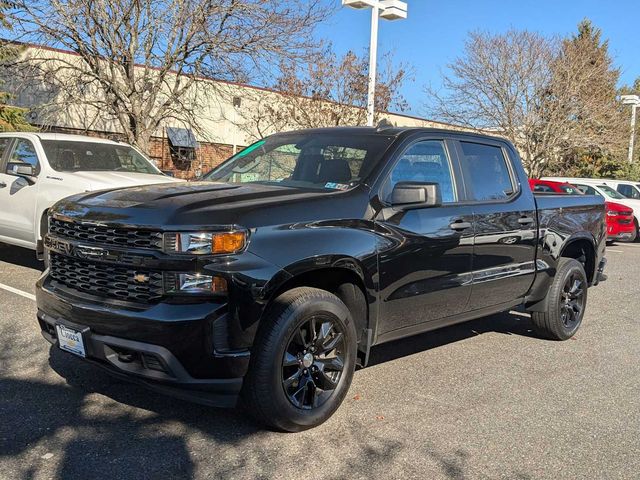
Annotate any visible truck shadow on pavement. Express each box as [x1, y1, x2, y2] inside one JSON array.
[[367, 309, 539, 367], [0, 244, 44, 271], [1, 310, 539, 480]]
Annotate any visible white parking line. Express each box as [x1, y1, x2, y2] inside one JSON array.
[[0, 282, 36, 301], [607, 249, 624, 253]]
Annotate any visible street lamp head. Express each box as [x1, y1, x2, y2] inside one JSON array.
[[342, 0, 379, 8], [379, 0, 408, 20], [621, 94, 640, 106]]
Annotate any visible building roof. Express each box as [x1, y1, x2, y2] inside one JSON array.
[[0, 131, 124, 144]]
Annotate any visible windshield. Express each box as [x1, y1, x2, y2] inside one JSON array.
[[42, 140, 161, 174], [598, 184, 626, 199], [203, 133, 395, 190]]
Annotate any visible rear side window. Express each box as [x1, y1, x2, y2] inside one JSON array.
[[458, 142, 514, 201], [533, 184, 553, 193]]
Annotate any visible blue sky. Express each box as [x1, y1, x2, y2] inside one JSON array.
[[315, 0, 640, 116]]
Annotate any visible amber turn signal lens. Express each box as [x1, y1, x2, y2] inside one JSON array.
[[211, 276, 228, 293], [212, 231, 246, 254]]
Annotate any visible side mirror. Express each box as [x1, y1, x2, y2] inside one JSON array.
[[8, 163, 36, 178], [391, 181, 442, 209]]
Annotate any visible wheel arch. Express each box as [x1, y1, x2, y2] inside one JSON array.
[[261, 259, 374, 355], [559, 236, 596, 284]]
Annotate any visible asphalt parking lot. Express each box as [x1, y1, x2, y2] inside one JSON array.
[[1, 242, 639, 480]]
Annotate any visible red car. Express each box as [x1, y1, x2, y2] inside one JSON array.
[[528, 178, 581, 194], [605, 201, 636, 242], [529, 179, 636, 242]]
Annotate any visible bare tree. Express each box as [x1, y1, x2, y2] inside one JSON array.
[[237, 47, 411, 140], [4, 0, 332, 151], [425, 24, 625, 177], [425, 30, 563, 176]]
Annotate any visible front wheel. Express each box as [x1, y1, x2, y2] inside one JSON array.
[[530, 258, 588, 340], [241, 287, 357, 432]]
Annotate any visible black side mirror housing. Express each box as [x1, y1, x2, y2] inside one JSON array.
[[391, 181, 442, 209]]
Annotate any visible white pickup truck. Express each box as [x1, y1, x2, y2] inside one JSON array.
[[0, 132, 181, 258]]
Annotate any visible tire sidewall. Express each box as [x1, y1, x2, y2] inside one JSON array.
[[254, 291, 357, 431], [551, 259, 588, 339]]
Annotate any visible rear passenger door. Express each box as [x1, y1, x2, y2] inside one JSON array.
[[455, 139, 538, 311]]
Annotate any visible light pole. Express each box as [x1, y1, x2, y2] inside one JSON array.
[[342, 0, 408, 127], [621, 94, 640, 164]]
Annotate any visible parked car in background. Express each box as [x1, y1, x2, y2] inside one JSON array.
[[37, 127, 606, 431], [528, 178, 581, 195], [598, 179, 640, 200], [603, 201, 636, 242], [0, 133, 181, 257], [544, 177, 640, 239], [528, 179, 636, 242]]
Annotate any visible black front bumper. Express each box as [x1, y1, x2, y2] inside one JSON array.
[[36, 277, 249, 408]]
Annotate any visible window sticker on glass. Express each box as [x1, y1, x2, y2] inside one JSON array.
[[325, 182, 350, 190]]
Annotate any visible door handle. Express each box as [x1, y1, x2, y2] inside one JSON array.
[[450, 220, 472, 231], [518, 216, 535, 225]]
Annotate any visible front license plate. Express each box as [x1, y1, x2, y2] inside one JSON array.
[[56, 324, 86, 357]]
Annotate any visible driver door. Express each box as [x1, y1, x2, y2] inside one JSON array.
[[375, 138, 474, 338]]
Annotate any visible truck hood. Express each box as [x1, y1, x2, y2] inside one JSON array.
[[51, 181, 348, 228], [71, 171, 181, 190]]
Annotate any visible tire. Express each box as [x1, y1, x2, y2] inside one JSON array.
[[241, 287, 357, 432], [635, 219, 640, 243], [531, 258, 588, 340]]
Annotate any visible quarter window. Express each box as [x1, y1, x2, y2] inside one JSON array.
[[385, 140, 456, 203], [459, 142, 514, 201], [8, 139, 39, 174]]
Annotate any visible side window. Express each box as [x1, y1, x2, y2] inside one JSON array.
[[533, 184, 553, 193], [385, 140, 456, 203], [618, 184, 640, 199], [575, 184, 600, 196], [8, 139, 40, 174], [458, 142, 514, 201]]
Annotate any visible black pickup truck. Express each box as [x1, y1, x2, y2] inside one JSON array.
[[36, 127, 606, 431]]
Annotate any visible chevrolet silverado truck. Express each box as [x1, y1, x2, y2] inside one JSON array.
[[36, 127, 606, 431]]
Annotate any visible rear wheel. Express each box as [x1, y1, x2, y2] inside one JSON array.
[[241, 287, 357, 432], [530, 258, 587, 340]]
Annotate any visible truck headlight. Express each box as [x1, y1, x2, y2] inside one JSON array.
[[163, 230, 247, 255], [164, 273, 228, 295]]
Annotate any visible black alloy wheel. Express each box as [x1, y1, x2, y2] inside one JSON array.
[[241, 287, 357, 432], [281, 315, 346, 410], [559, 272, 585, 329], [529, 257, 588, 340]]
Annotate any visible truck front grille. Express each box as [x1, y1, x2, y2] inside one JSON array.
[[49, 218, 163, 250], [49, 253, 163, 303]]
